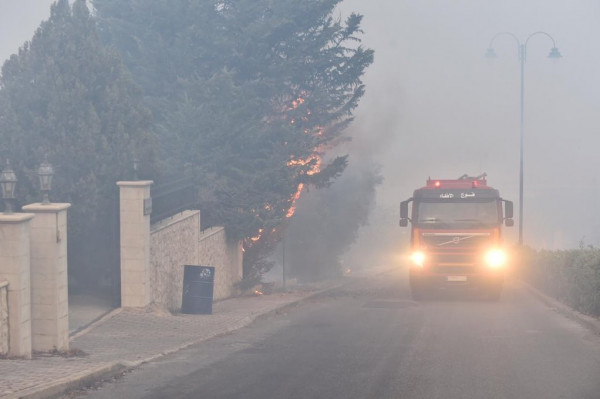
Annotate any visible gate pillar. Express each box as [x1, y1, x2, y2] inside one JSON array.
[[117, 181, 153, 308], [0, 213, 34, 358], [22, 203, 71, 351]]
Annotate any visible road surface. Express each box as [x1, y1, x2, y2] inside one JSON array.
[[71, 268, 600, 399]]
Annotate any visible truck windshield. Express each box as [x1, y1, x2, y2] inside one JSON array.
[[416, 200, 499, 228]]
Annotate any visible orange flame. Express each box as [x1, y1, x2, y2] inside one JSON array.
[[286, 155, 322, 175], [250, 228, 264, 242], [286, 183, 304, 218], [288, 93, 306, 111]]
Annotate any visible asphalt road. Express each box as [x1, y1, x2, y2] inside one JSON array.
[[72, 269, 600, 399]]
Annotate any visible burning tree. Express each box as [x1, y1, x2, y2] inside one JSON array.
[[94, 0, 374, 283]]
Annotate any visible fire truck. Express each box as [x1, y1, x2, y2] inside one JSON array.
[[399, 174, 514, 300]]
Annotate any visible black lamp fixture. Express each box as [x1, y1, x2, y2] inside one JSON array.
[[0, 159, 17, 214], [37, 157, 54, 205], [548, 47, 562, 61], [485, 47, 497, 59]]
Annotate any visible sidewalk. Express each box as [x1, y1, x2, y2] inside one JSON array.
[[0, 280, 347, 399], [68, 293, 114, 336]]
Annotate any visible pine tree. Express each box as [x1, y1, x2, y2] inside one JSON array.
[[93, 0, 373, 281]]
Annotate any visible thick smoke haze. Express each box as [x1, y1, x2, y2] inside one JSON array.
[[2, 1, 600, 251], [339, 0, 600, 250]]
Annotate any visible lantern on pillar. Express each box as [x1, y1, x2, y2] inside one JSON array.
[[0, 160, 17, 213], [37, 159, 54, 205]]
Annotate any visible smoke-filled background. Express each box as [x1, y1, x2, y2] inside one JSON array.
[[335, 0, 600, 253], [2, 0, 600, 274]]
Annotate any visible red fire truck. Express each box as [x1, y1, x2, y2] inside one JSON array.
[[399, 174, 514, 300]]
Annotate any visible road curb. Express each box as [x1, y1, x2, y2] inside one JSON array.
[[127, 278, 361, 368], [14, 272, 374, 399], [520, 280, 600, 336], [7, 362, 127, 399]]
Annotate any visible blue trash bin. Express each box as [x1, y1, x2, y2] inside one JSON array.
[[181, 265, 215, 314]]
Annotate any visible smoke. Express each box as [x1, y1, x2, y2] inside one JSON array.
[[335, 0, 600, 250], [285, 160, 382, 282], [3, 1, 600, 253]]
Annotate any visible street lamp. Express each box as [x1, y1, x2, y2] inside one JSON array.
[[0, 159, 18, 214], [37, 158, 54, 205], [485, 31, 562, 245]]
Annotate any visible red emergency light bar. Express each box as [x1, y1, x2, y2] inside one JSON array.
[[426, 175, 488, 189]]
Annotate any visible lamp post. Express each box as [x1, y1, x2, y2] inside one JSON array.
[[37, 158, 54, 205], [0, 159, 18, 214], [486, 32, 562, 245]]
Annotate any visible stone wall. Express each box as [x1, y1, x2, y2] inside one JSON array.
[[0, 280, 7, 356], [197, 227, 243, 300], [147, 207, 243, 312], [150, 211, 200, 312]]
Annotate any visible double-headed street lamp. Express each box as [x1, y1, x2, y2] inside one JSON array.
[[486, 32, 562, 246]]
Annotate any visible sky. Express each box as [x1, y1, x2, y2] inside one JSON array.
[[2, 0, 600, 249], [0, 0, 54, 61]]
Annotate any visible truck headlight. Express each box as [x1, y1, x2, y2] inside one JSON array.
[[485, 249, 507, 269], [410, 251, 426, 267]]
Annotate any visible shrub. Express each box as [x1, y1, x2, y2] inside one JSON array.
[[519, 246, 600, 316]]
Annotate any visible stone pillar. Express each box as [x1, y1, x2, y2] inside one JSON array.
[[0, 280, 9, 356], [117, 181, 153, 308], [22, 203, 71, 352], [0, 213, 34, 358]]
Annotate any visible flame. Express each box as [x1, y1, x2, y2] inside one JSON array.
[[286, 183, 304, 218], [250, 228, 264, 242], [288, 93, 306, 110], [307, 156, 321, 176], [286, 155, 322, 175], [254, 290, 264, 296]]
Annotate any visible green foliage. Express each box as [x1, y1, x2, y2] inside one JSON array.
[[519, 246, 600, 316], [94, 0, 374, 279], [0, 0, 156, 287]]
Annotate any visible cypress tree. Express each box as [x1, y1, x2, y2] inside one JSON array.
[[0, 0, 156, 288]]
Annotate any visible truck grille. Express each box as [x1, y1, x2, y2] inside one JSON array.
[[429, 253, 478, 264], [421, 233, 491, 249], [434, 266, 477, 275]]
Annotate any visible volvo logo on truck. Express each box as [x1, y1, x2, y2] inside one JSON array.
[[399, 174, 514, 300]]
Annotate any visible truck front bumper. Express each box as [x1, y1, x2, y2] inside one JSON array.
[[409, 266, 505, 292]]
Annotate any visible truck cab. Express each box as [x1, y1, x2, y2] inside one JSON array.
[[399, 174, 514, 300]]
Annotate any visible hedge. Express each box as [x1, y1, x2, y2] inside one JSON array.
[[519, 246, 600, 317]]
